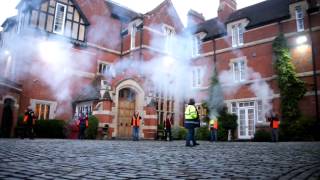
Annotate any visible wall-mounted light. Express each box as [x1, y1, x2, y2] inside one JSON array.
[[296, 35, 307, 45]]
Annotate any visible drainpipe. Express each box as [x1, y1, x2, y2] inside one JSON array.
[[307, 10, 319, 122]]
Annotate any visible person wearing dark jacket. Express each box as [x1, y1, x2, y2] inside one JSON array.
[[22, 106, 36, 139], [184, 98, 200, 147], [164, 113, 173, 141], [77, 113, 88, 139]]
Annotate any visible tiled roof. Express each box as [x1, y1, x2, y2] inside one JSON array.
[[226, 0, 290, 29], [105, 0, 142, 22]]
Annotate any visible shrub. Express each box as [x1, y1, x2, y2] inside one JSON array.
[[172, 126, 187, 140], [217, 107, 238, 141], [34, 120, 66, 138], [254, 129, 271, 142], [280, 115, 318, 141], [195, 126, 210, 140], [85, 115, 99, 139]]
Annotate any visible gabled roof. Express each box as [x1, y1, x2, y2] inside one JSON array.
[[105, 0, 142, 22], [1, 16, 17, 31], [226, 0, 290, 29]]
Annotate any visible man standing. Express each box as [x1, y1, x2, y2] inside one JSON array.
[[209, 117, 218, 142], [164, 113, 173, 141], [131, 111, 141, 141], [23, 106, 36, 139], [270, 113, 280, 142], [184, 98, 199, 147], [77, 113, 88, 139]]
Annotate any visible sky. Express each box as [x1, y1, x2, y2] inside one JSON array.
[[0, 0, 266, 30]]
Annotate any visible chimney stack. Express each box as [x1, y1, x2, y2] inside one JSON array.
[[218, 0, 237, 22], [187, 9, 205, 27]]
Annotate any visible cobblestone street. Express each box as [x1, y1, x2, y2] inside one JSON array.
[[0, 139, 319, 179]]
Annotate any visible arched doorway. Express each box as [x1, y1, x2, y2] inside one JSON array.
[[117, 88, 136, 138], [1, 99, 14, 138]]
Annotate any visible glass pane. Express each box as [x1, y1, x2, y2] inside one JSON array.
[[31, 10, 38, 27], [36, 104, 40, 119], [50, 0, 55, 7], [67, 13, 72, 20], [45, 105, 50, 119], [40, 104, 45, 120], [248, 109, 255, 136], [74, 10, 80, 22], [68, 5, 74, 13], [65, 20, 72, 37]]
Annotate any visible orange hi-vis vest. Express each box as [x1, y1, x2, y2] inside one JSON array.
[[272, 118, 279, 129], [213, 120, 218, 129], [132, 115, 140, 127]]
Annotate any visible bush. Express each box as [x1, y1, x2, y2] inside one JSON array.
[[34, 120, 66, 138], [195, 126, 210, 140], [172, 126, 187, 140], [217, 107, 238, 141], [280, 115, 319, 141], [85, 115, 99, 139], [254, 129, 271, 142]]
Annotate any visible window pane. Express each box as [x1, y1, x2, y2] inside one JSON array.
[[45, 105, 50, 119], [65, 20, 72, 37], [40, 104, 45, 120], [67, 13, 72, 20], [49, 0, 55, 7], [240, 61, 245, 81], [36, 104, 40, 119], [72, 22, 79, 39], [49, 7, 55, 14], [238, 25, 244, 45], [46, 15, 54, 32], [68, 5, 74, 13]]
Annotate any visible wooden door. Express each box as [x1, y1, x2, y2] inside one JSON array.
[[118, 88, 135, 138]]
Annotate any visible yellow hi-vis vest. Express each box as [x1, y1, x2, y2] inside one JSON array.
[[185, 105, 198, 120]]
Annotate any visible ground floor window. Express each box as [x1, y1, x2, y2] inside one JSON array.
[[152, 86, 174, 125], [31, 99, 57, 120], [76, 102, 93, 115]]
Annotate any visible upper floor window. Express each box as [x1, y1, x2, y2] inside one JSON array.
[[232, 60, 246, 82], [163, 25, 175, 53], [98, 62, 110, 75], [232, 24, 244, 47], [295, 6, 304, 32], [192, 35, 201, 57], [192, 67, 203, 87], [130, 24, 136, 50], [53, 3, 67, 34]]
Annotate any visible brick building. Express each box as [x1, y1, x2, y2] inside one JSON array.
[[0, 0, 319, 139]]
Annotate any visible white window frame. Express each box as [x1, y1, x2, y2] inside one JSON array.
[[231, 24, 244, 47], [130, 23, 136, 50], [192, 67, 203, 88], [53, 3, 67, 35], [163, 25, 175, 53], [30, 99, 57, 120], [295, 5, 304, 32], [76, 102, 93, 116], [192, 35, 201, 57], [98, 62, 110, 75], [232, 60, 246, 82]]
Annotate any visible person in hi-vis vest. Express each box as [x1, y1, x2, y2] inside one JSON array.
[[131, 111, 141, 141], [184, 98, 200, 147], [209, 117, 218, 142]]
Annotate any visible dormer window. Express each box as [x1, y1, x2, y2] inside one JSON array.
[[231, 24, 244, 47], [163, 25, 175, 53], [53, 3, 67, 34], [295, 5, 304, 32]]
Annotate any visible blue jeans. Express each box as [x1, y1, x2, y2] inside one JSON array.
[[210, 128, 217, 142], [186, 127, 196, 145], [132, 127, 139, 141], [272, 128, 278, 142]]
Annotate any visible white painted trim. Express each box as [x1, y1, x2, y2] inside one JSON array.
[[92, 110, 114, 115], [87, 42, 121, 55], [53, 3, 67, 35], [0, 82, 22, 91], [29, 99, 57, 119], [1, 95, 19, 108], [144, 115, 157, 119]]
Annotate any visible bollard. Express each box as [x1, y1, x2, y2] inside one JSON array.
[[228, 129, 232, 141]]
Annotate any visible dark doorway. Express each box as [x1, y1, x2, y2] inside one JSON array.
[[1, 99, 14, 138]]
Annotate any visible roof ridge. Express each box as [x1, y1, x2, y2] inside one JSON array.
[[105, 0, 140, 14]]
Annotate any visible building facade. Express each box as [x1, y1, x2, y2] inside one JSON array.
[[0, 0, 319, 139]]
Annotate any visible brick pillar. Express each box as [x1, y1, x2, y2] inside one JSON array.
[[142, 105, 157, 139]]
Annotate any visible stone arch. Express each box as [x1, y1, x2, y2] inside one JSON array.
[[114, 79, 145, 138]]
